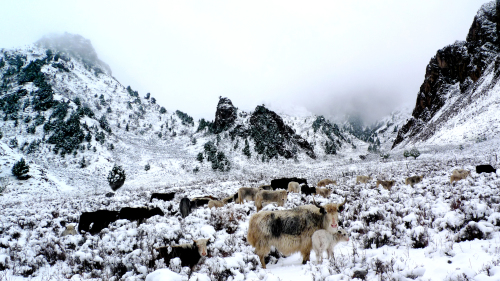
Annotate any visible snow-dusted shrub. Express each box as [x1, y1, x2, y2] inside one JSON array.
[[435, 211, 465, 231], [410, 226, 429, 248], [107, 165, 126, 191], [361, 207, 384, 224], [372, 258, 395, 279], [488, 212, 500, 226], [362, 230, 391, 249], [209, 205, 245, 234], [455, 221, 493, 242]]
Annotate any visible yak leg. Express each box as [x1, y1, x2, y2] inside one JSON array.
[[327, 246, 334, 260], [256, 247, 270, 269], [301, 245, 312, 265], [315, 249, 322, 264]]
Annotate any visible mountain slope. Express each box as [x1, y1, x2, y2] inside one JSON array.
[[0, 34, 363, 193], [393, 1, 500, 148]]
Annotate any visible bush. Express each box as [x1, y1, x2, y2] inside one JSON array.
[[12, 158, 30, 180], [107, 165, 126, 191], [409, 148, 420, 159], [9, 138, 18, 148], [196, 153, 204, 162], [403, 150, 410, 158]]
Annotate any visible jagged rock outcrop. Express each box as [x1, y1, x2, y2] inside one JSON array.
[[249, 105, 316, 159], [213, 97, 237, 134], [393, 1, 500, 148]]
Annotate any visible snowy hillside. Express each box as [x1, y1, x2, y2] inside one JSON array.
[[393, 1, 500, 149], [0, 136, 499, 280]]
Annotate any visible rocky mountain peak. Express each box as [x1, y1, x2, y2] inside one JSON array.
[[392, 1, 500, 148], [213, 96, 237, 134], [36, 32, 112, 75]]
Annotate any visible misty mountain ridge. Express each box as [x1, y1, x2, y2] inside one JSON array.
[[0, 35, 394, 192], [392, 1, 500, 148], [2, 1, 500, 193]]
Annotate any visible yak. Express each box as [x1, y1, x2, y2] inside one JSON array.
[[476, 165, 496, 174], [78, 210, 119, 234], [150, 192, 175, 202], [247, 197, 347, 268], [271, 177, 307, 190]]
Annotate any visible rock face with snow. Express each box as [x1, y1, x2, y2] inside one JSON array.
[[393, 1, 500, 148], [213, 97, 237, 134], [249, 105, 316, 159]]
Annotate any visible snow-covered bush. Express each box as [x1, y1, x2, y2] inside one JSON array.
[[107, 165, 126, 191]]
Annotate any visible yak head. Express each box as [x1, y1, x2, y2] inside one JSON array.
[[314, 197, 347, 230]]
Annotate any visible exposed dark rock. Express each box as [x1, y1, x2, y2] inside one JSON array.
[[213, 97, 237, 134], [393, 2, 499, 148], [249, 105, 316, 159]]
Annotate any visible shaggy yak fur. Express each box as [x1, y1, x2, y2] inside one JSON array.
[[301, 184, 316, 196], [450, 170, 470, 184], [254, 190, 288, 211], [312, 228, 349, 264], [317, 179, 337, 187], [150, 192, 175, 202], [376, 180, 396, 191], [287, 181, 300, 193], [157, 239, 210, 270], [61, 225, 77, 236], [315, 188, 332, 198], [476, 164, 496, 174], [78, 210, 119, 234], [237, 187, 260, 204], [208, 200, 224, 209], [259, 185, 273, 190], [180, 197, 192, 218], [405, 175, 424, 187], [271, 177, 307, 190], [356, 175, 372, 184], [247, 198, 346, 268], [119, 207, 164, 225]]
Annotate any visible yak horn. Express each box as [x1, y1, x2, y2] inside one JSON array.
[[312, 197, 321, 208], [338, 196, 347, 207], [312, 197, 326, 214]]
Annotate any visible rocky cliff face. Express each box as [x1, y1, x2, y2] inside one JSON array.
[[249, 105, 316, 159], [213, 97, 237, 134], [393, 1, 500, 148]]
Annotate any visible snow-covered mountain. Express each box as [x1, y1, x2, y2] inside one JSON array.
[[0, 33, 370, 193], [393, 1, 500, 148]]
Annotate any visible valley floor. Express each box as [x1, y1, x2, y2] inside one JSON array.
[[0, 140, 499, 281]]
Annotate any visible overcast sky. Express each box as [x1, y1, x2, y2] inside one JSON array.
[[0, 0, 486, 122]]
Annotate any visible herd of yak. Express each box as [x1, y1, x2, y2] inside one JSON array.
[[65, 164, 496, 271]]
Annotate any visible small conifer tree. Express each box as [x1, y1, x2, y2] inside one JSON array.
[[243, 139, 251, 158], [107, 165, 126, 191], [12, 158, 30, 180]]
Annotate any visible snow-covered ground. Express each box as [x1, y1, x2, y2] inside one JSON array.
[[1, 137, 499, 281]]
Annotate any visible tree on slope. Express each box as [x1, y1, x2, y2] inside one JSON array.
[[12, 158, 30, 180], [107, 165, 126, 191]]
